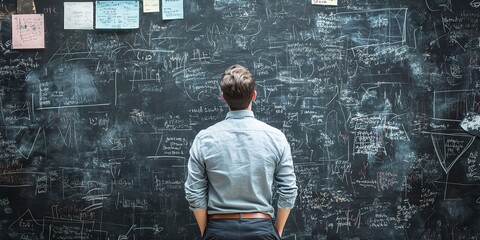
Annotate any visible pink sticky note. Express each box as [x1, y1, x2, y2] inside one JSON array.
[[12, 14, 45, 49]]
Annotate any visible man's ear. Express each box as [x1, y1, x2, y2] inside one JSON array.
[[252, 90, 257, 101], [220, 92, 226, 102]]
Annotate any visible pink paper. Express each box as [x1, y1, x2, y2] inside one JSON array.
[[12, 14, 45, 49]]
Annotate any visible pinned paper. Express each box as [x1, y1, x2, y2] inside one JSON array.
[[143, 0, 159, 13], [312, 0, 338, 6], [162, 0, 183, 20], [96, 1, 139, 29], [11, 14, 45, 49], [64, 2, 94, 30]]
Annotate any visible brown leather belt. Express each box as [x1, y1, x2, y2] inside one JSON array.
[[208, 213, 271, 220]]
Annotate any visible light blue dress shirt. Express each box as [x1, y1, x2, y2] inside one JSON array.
[[185, 110, 298, 218]]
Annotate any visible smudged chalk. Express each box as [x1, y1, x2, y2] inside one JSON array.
[[460, 112, 480, 137]]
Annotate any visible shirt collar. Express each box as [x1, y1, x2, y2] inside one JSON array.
[[225, 110, 255, 120]]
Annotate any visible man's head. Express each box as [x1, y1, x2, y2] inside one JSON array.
[[220, 64, 256, 111]]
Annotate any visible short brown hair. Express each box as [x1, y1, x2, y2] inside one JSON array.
[[220, 64, 255, 110]]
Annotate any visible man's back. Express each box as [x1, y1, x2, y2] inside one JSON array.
[[192, 110, 294, 218]]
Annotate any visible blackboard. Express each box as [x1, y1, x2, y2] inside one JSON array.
[[1, 0, 480, 239]]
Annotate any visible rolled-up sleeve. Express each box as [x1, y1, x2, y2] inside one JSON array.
[[275, 135, 298, 209], [184, 134, 208, 211]]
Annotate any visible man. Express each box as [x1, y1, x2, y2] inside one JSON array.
[[185, 64, 298, 239]]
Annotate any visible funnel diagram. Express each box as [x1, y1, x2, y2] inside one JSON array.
[[431, 134, 475, 199], [431, 90, 480, 199]]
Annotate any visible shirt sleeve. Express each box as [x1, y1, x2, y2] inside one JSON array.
[[184, 134, 208, 211], [274, 134, 298, 209]]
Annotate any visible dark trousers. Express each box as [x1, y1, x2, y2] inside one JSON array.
[[202, 218, 281, 240]]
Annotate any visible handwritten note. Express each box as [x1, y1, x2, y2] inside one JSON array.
[[11, 14, 45, 49], [162, 0, 183, 20], [312, 0, 338, 5], [143, 0, 159, 13], [96, 1, 139, 29], [64, 2, 94, 30]]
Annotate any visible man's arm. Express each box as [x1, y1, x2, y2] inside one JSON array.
[[274, 134, 298, 236], [193, 208, 208, 236], [185, 135, 209, 236], [274, 208, 291, 237]]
